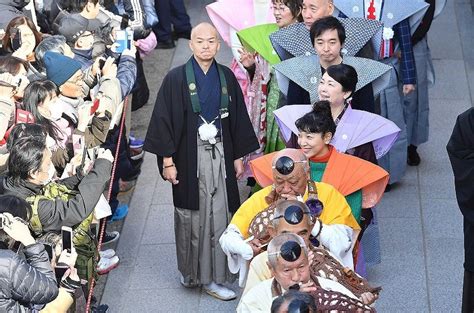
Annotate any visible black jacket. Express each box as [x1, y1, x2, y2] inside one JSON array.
[[0, 0, 29, 29], [144, 59, 259, 213], [0, 159, 112, 233], [447, 108, 474, 271], [0, 243, 58, 312]]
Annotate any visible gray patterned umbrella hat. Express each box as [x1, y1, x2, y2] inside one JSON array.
[[269, 19, 383, 60], [344, 56, 392, 96], [333, 0, 429, 32], [269, 23, 315, 61], [340, 17, 383, 55], [274, 54, 321, 103], [274, 55, 392, 104]]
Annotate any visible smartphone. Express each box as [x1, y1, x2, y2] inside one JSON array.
[[120, 14, 129, 30], [61, 226, 73, 253], [10, 241, 22, 253], [98, 58, 106, 70], [55, 264, 69, 282], [91, 98, 100, 115], [115, 29, 133, 53], [44, 243, 54, 261], [10, 28, 22, 51]]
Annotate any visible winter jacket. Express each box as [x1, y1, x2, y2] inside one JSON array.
[[0, 243, 58, 312], [0, 0, 28, 29], [0, 158, 112, 233], [100, 1, 151, 40], [116, 54, 137, 99]]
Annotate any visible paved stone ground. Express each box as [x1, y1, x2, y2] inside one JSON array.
[[101, 1, 474, 312]]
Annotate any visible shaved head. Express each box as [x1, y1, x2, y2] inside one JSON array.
[[272, 148, 308, 166], [190, 22, 219, 40], [189, 22, 221, 63], [271, 149, 309, 198]]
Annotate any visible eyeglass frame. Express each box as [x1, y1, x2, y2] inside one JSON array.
[[271, 3, 290, 13]]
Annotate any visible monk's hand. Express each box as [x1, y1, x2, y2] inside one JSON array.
[[234, 158, 244, 180], [299, 280, 317, 293], [403, 84, 416, 96], [360, 292, 377, 305], [163, 157, 179, 185], [248, 238, 263, 256], [238, 48, 255, 68]]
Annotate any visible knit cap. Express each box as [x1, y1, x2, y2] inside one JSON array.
[[44, 51, 82, 86]]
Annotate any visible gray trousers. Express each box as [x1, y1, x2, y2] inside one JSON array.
[[174, 138, 231, 285], [378, 57, 408, 184], [403, 36, 433, 146]]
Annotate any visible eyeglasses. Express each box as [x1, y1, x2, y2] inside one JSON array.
[[272, 4, 289, 12], [268, 240, 306, 262], [273, 205, 310, 225], [272, 156, 307, 175], [65, 75, 83, 86]]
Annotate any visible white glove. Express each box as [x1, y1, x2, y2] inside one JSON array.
[[219, 224, 253, 260], [313, 221, 354, 269]]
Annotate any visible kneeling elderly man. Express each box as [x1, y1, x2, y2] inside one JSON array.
[[219, 149, 360, 285], [243, 200, 380, 304], [238, 233, 376, 312]]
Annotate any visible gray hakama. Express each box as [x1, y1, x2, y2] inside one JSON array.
[[174, 138, 231, 285], [377, 57, 408, 184], [403, 36, 433, 146]]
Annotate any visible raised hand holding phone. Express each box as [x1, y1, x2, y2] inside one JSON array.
[[101, 57, 118, 78], [57, 247, 78, 268], [76, 103, 94, 132], [0, 213, 35, 246]]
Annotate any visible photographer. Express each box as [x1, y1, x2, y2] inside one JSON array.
[[0, 134, 115, 280], [0, 195, 58, 311]]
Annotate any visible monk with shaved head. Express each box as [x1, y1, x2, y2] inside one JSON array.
[[144, 22, 259, 301], [219, 148, 360, 288]]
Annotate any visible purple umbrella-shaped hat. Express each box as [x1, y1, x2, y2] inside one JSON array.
[[274, 105, 400, 159]]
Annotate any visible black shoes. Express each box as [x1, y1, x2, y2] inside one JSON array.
[[407, 145, 421, 166], [155, 40, 175, 49]]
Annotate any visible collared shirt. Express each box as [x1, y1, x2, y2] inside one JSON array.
[[337, 9, 416, 85], [393, 19, 417, 84], [191, 56, 222, 129]]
